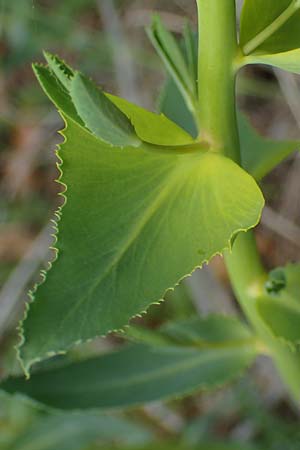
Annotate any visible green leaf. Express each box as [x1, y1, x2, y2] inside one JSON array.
[[18, 114, 263, 373], [147, 15, 196, 113], [257, 264, 300, 345], [244, 49, 300, 74], [257, 297, 300, 345], [70, 72, 141, 147], [240, 0, 300, 54], [8, 412, 150, 450], [183, 22, 198, 95], [238, 113, 299, 180], [106, 93, 194, 146], [159, 315, 254, 347], [125, 315, 254, 348], [2, 341, 256, 410], [35, 58, 194, 148], [158, 77, 198, 138], [240, 0, 300, 73], [43, 51, 74, 90], [159, 79, 299, 180], [32, 64, 83, 126]]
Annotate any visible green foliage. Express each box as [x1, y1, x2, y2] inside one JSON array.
[[3, 337, 256, 410], [17, 55, 264, 373], [240, 0, 300, 73], [3, 0, 300, 432], [257, 264, 300, 346], [147, 16, 197, 115], [70, 73, 141, 147], [8, 412, 149, 450]]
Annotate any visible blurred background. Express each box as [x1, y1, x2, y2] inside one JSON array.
[[1, 0, 300, 449]]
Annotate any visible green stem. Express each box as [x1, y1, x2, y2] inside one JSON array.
[[243, 0, 300, 55], [225, 234, 300, 401], [196, 0, 240, 161], [197, 0, 300, 402]]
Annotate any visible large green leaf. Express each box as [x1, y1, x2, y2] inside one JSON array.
[[257, 297, 300, 346], [19, 116, 263, 373], [159, 315, 253, 347], [240, 0, 300, 73], [240, 0, 300, 54], [2, 340, 256, 410], [8, 412, 149, 450]]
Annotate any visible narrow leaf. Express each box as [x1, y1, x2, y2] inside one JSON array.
[[240, 0, 300, 55], [2, 342, 256, 410], [43, 51, 74, 90], [70, 72, 141, 147], [257, 297, 300, 345], [160, 315, 254, 347], [32, 64, 83, 126], [240, 1, 300, 73], [147, 15, 196, 113]]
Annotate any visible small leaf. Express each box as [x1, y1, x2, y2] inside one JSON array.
[[32, 64, 83, 126], [2, 342, 256, 410], [238, 113, 299, 180], [70, 72, 141, 147], [159, 315, 254, 347], [244, 49, 300, 74], [107, 93, 194, 146], [240, 0, 300, 55], [240, 0, 300, 73], [43, 51, 74, 90], [265, 263, 300, 303], [147, 15, 196, 114], [265, 268, 287, 295]]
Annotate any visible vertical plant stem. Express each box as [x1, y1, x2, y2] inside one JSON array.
[[196, 0, 300, 402], [197, 0, 240, 161]]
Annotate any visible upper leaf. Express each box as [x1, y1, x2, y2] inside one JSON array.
[[147, 16, 197, 114], [69, 72, 141, 147], [19, 118, 263, 373], [240, 0, 300, 73]]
